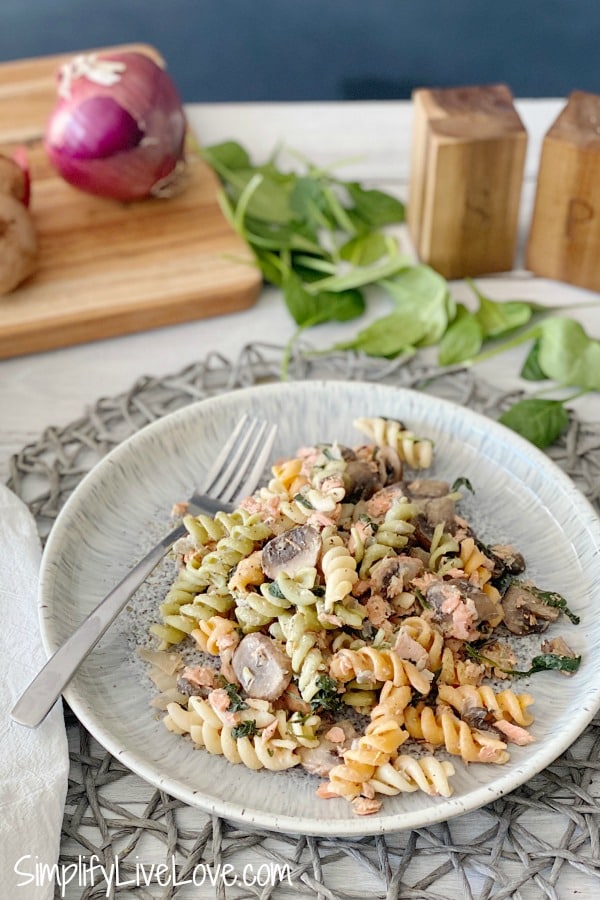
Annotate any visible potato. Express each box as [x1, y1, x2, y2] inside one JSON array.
[[0, 193, 38, 295]]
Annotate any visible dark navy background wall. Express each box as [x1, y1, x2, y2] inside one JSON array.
[[2, 1, 597, 102]]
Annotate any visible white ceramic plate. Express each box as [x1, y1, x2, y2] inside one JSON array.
[[39, 380, 600, 836]]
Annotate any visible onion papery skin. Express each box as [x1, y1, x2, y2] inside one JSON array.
[[44, 51, 187, 202]]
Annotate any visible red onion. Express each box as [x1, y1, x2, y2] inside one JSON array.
[[44, 50, 187, 202]]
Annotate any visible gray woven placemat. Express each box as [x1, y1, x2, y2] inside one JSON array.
[[8, 342, 600, 900]]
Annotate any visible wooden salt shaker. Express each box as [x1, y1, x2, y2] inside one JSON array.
[[408, 84, 527, 279], [527, 91, 600, 292]]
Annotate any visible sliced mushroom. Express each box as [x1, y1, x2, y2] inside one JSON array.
[[405, 480, 457, 531], [407, 479, 450, 498], [231, 633, 292, 701], [343, 459, 382, 503], [176, 676, 207, 698], [424, 496, 456, 530], [413, 514, 435, 551], [502, 583, 560, 635], [338, 445, 357, 461], [461, 705, 502, 736], [261, 524, 320, 579], [370, 555, 423, 601]]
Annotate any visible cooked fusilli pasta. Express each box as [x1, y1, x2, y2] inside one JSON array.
[[142, 413, 580, 818]]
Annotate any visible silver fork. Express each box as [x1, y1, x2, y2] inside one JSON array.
[[11, 414, 277, 729]]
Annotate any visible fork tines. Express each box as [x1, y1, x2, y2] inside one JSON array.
[[204, 414, 278, 504]]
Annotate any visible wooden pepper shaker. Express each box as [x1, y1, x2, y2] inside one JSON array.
[[408, 84, 527, 279], [527, 91, 600, 292]]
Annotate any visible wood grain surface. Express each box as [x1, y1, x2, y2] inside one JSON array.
[[408, 84, 527, 279], [0, 45, 261, 359], [527, 91, 600, 292]]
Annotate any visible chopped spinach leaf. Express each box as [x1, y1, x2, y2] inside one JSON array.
[[231, 720, 258, 739]]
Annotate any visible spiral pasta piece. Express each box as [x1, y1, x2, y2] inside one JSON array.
[[278, 610, 326, 701], [195, 514, 272, 591], [164, 697, 223, 754], [152, 563, 234, 646], [234, 585, 293, 632], [376, 499, 417, 549], [358, 541, 395, 579], [326, 679, 411, 799], [165, 698, 302, 771], [158, 513, 272, 643], [287, 711, 322, 748], [178, 585, 236, 623], [329, 647, 433, 694], [353, 417, 433, 469], [371, 682, 412, 719], [437, 684, 535, 727], [428, 523, 460, 573], [403, 703, 446, 744], [321, 543, 358, 611], [437, 647, 485, 686], [191, 615, 239, 656], [404, 704, 509, 764], [357, 500, 417, 579], [269, 457, 307, 496], [182, 512, 228, 548], [397, 617, 445, 670], [458, 537, 495, 588], [369, 755, 455, 797], [327, 716, 409, 799]]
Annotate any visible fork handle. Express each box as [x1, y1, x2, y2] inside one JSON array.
[[11, 519, 192, 729]]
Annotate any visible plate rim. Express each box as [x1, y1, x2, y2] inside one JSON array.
[[38, 379, 600, 836]]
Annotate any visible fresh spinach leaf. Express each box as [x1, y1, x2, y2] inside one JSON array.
[[283, 269, 364, 326], [469, 280, 533, 338], [335, 310, 423, 357], [344, 182, 405, 228], [537, 317, 600, 390], [309, 252, 410, 293], [381, 265, 454, 346], [499, 398, 569, 448], [465, 644, 581, 676], [451, 477, 475, 494], [520, 339, 548, 381], [231, 720, 258, 739], [509, 654, 582, 677], [200, 140, 251, 172], [223, 682, 248, 712], [438, 304, 484, 365], [340, 231, 389, 266], [525, 585, 580, 624], [202, 141, 598, 452], [310, 675, 343, 713], [289, 176, 332, 230]]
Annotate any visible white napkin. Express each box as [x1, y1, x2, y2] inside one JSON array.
[[0, 484, 69, 899]]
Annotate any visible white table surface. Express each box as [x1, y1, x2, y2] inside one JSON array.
[[1, 99, 599, 485]]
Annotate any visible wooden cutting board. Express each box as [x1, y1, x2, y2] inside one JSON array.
[[0, 44, 262, 359]]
